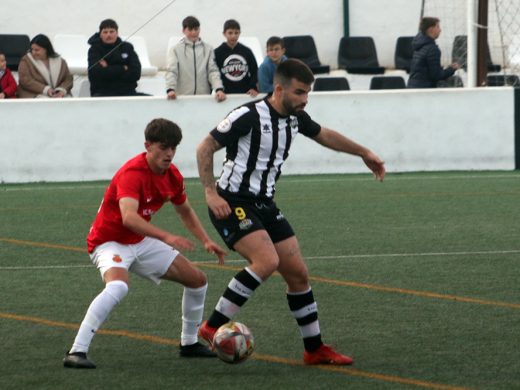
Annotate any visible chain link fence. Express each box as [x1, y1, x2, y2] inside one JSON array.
[[422, 0, 520, 85]]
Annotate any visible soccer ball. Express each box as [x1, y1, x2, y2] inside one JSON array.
[[213, 321, 255, 364]]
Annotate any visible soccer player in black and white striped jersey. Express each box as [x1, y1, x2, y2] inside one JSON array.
[[196, 59, 385, 365]]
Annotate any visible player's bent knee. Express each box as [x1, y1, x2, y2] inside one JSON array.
[[105, 280, 129, 303], [266, 257, 280, 274], [179, 267, 207, 288], [192, 269, 208, 288], [251, 256, 279, 280]]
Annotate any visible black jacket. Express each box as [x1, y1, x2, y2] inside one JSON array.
[[407, 33, 455, 88], [87, 33, 141, 96], [214, 42, 258, 94]]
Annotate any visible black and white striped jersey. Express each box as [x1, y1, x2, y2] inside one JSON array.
[[210, 97, 321, 199]]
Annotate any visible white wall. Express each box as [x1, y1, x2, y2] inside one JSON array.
[[0, 89, 514, 183], [349, 0, 422, 67], [1, 0, 423, 70]]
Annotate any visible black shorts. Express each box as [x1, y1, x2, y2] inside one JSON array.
[[209, 193, 295, 250]]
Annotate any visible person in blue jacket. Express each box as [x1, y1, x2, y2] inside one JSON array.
[[407, 17, 459, 88], [258, 36, 287, 93]]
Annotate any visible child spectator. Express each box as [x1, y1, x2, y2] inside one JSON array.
[[258, 36, 287, 93], [0, 51, 17, 98], [88, 18, 145, 97], [214, 19, 258, 96], [407, 17, 459, 88], [166, 16, 225, 102]]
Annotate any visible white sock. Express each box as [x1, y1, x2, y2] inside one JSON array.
[[70, 280, 128, 353], [181, 283, 208, 346]]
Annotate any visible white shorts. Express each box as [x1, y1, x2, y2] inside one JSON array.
[[89, 237, 180, 284]]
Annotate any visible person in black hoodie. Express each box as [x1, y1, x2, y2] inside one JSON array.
[[214, 19, 258, 96], [88, 19, 145, 96], [407, 17, 459, 88]]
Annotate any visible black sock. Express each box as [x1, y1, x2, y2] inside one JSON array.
[[208, 267, 262, 328], [287, 288, 323, 352]]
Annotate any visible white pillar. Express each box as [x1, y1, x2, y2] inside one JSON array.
[[467, 0, 478, 87]]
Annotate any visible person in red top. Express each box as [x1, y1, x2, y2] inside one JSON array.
[[0, 52, 18, 98], [64, 118, 226, 369]]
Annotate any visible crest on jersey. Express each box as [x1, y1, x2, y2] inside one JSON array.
[[217, 118, 232, 133], [112, 254, 123, 263], [238, 218, 253, 230]]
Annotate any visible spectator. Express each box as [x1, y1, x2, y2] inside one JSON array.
[[88, 18, 145, 97], [407, 17, 459, 88], [166, 16, 225, 102], [17, 34, 73, 98], [0, 51, 17, 98], [258, 36, 287, 93], [214, 19, 258, 97]]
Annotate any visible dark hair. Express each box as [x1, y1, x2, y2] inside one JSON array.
[[223, 19, 240, 32], [99, 18, 119, 32], [145, 118, 182, 148], [30, 34, 58, 58], [266, 36, 284, 49], [182, 16, 200, 30], [419, 17, 440, 34], [274, 58, 314, 87]]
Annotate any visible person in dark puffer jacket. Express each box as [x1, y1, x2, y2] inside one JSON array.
[[407, 17, 459, 88], [88, 18, 146, 96]]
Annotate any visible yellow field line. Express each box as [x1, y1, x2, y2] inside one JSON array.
[[0, 312, 471, 390], [309, 275, 520, 310], [0, 237, 86, 253], [199, 263, 520, 310], [2, 237, 519, 310]]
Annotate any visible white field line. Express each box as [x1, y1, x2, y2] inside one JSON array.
[[281, 173, 520, 184], [1, 248, 519, 270], [0, 181, 202, 192], [1, 173, 519, 192]]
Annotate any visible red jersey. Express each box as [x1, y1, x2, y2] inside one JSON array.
[[87, 153, 187, 253]]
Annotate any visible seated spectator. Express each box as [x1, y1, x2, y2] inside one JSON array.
[[88, 18, 145, 97], [258, 36, 287, 93], [166, 16, 225, 102], [214, 19, 258, 97], [0, 51, 17, 98], [17, 34, 73, 98]]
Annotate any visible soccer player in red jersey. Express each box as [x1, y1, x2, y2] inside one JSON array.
[[64, 118, 226, 369]]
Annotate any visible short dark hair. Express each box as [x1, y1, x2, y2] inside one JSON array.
[[419, 17, 440, 34], [99, 18, 119, 32], [145, 118, 183, 148], [223, 19, 240, 32], [274, 58, 314, 87], [266, 36, 284, 49], [30, 34, 58, 58], [182, 16, 200, 30]]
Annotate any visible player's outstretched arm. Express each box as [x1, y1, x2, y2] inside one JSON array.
[[313, 127, 386, 182], [119, 197, 195, 251], [174, 200, 226, 264], [196, 135, 232, 219]]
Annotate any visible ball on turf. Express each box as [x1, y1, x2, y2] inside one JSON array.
[[213, 321, 254, 364]]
